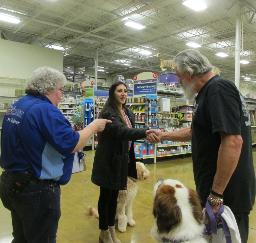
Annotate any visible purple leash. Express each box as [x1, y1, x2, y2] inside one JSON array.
[[204, 201, 232, 243]]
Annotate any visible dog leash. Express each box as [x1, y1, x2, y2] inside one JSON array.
[[204, 201, 232, 243]]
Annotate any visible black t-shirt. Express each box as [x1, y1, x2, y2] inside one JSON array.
[[192, 75, 255, 212]]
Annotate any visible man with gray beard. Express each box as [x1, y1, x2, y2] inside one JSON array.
[[159, 49, 255, 243]]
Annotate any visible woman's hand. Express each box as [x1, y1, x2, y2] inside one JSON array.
[[146, 129, 161, 143]]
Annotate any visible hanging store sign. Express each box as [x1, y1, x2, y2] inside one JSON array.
[[134, 82, 157, 96]]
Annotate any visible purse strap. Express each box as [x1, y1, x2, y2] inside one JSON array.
[[204, 201, 232, 243]]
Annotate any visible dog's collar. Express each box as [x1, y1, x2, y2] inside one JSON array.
[[161, 237, 186, 243], [161, 235, 203, 243]]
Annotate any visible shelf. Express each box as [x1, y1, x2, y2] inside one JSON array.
[[157, 143, 191, 148], [135, 152, 192, 160], [135, 121, 145, 124], [127, 103, 145, 105], [157, 152, 192, 158], [60, 102, 76, 105]]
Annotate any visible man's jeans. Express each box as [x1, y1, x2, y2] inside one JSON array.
[[0, 172, 61, 243]]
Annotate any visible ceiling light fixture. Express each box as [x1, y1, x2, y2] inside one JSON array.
[[124, 20, 145, 30], [45, 44, 65, 51], [182, 0, 207, 12], [240, 60, 250, 64], [244, 76, 251, 81], [215, 52, 228, 58], [186, 41, 201, 48], [0, 7, 26, 16], [132, 48, 152, 56], [0, 12, 20, 24], [115, 59, 131, 66]]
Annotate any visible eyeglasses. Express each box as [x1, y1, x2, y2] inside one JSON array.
[[58, 87, 64, 93]]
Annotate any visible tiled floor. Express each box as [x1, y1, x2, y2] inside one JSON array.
[[0, 151, 255, 243]]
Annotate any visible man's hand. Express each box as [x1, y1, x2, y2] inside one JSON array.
[[88, 119, 112, 133], [146, 129, 161, 143]]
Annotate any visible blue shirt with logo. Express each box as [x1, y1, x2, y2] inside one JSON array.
[[0, 95, 80, 184]]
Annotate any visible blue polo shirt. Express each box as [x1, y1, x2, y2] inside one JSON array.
[[0, 95, 80, 184]]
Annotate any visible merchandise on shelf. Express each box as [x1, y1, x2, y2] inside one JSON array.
[[58, 96, 78, 126], [83, 98, 94, 126]]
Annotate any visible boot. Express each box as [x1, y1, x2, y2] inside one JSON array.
[[99, 229, 114, 243], [109, 226, 121, 243]]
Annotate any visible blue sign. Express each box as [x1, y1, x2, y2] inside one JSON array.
[[158, 72, 179, 84], [134, 82, 157, 96]]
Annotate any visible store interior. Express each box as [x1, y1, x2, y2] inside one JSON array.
[[0, 0, 256, 242]]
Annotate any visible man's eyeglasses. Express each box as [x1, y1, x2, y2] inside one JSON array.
[[58, 87, 64, 93]]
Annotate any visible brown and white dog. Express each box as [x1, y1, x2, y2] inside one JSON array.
[[151, 179, 207, 243], [116, 162, 150, 232]]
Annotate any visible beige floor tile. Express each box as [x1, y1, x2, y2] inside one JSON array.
[[0, 151, 255, 242]]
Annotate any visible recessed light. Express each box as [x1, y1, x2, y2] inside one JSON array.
[[186, 41, 201, 48], [182, 0, 207, 12], [45, 44, 65, 51], [0, 12, 20, 24], [244, 76, 251, 81], [240, 60, 250, 65], [124, 20, 145, 30], [215, 52, 228, 58], [133, 48, 152, 56]]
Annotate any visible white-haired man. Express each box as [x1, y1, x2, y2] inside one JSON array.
[[159, 49, 255, 243], [0, 66, 111, 243]]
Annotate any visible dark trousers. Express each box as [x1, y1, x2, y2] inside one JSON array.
[[0, 172, 61, 243], [234, 212, 249, 243], [98, 187, 119, 230]]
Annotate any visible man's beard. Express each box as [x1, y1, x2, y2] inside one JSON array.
[[181, 83, 196, 101]]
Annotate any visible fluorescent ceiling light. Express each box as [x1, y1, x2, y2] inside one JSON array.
[[0, 12, 20, 24], [115, 59, 131, 66], [97, 69, 105, 72], [45, 44, 65, 51], [182, 0, 207, 12], [0, 7, 26, 15], [240, 60, 250, 64], [215, 52, 228, 58], [133, 48, 152, 56], [124, 20, 145, 30], [186, 41, 201, 48], [97, 66, 105, 69], [244, 76, 251, 81]]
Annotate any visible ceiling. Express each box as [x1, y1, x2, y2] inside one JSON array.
[[0, 0, 256, 82]]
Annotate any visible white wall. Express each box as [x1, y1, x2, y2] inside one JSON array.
[[0, 39, 63, 97], [0, 39, 63, 79]]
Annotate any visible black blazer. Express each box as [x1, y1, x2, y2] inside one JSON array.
[[91, 106, 147, 190]]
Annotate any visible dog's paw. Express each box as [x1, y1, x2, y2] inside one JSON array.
[[128, 219, 136, 226], [117, 216, 127, 232]]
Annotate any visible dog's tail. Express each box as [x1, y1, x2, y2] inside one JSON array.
[[88, 206, 99, 219]]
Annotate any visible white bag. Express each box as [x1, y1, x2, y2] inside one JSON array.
[[204, 202, 241, 243]]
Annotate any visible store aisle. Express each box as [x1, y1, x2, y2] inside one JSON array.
[[0, 151, 255, 243]]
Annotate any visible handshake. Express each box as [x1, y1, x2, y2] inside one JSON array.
[[145, 129, 162, 143], [89, 119, 164, 144]]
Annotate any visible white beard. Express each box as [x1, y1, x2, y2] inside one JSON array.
[[181, 84, 196, 101]]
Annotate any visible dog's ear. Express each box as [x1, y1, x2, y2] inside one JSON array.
[[189, 189, 203, 224], [153, 185, 182, 234]]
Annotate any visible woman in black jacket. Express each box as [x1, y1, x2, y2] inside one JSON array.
[[91, 81, 158, 243]]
